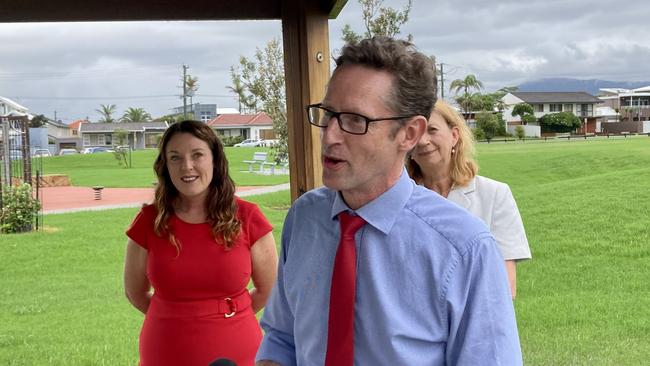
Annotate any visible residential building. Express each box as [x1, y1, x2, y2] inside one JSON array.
[[46, 118, 82, 151], [172, 103, 217, 122], [0, 96, 28, 116], [207, 112, 276, 140], [80, 122, 168, 150], [599, 86, 650, 122], [502, 92, 602, 134]]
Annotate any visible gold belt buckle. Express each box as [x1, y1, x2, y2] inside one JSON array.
[[224, 297, 237, 318]]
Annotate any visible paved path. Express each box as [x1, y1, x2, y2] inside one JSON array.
[[41, 183, 290, 214]]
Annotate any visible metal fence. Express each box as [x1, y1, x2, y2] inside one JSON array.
[[0, 115, 42, 231]]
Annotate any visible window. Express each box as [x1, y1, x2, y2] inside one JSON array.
[[550, 104, 562, 112], [534, 104, 544, 112], [97, 134, 105, 145], [72, 129, 78, 136], [563, 104, 573, 112], [83, 134, 90, 146], [105, 134, 112, 145]]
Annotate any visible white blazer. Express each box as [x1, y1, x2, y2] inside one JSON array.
[[447, 175, 532, 261]]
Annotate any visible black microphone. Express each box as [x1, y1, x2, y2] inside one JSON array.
[[208, 358, 237, 366]]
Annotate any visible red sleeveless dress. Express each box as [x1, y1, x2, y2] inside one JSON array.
[[126, 198, 272, 366]]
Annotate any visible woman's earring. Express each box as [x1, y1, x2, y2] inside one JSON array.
[[451, 147, 456, 154]]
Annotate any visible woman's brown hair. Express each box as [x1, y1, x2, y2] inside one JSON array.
[[152, 120, 240, 251]]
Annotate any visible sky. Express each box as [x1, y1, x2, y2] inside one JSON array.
[[1, 0, 648, 123]]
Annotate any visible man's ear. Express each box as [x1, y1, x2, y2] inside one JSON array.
[[399, 116, 427, 152]]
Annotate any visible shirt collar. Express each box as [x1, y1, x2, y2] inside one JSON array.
[[330, 169, 414, 235]]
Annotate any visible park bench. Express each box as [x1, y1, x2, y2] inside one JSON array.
[[243, 151, 275, 173]]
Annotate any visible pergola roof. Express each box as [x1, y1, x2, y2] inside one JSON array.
[[0, 0, 347, 22]]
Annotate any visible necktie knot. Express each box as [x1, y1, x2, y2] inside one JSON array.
[[339, 212, 366, 239]]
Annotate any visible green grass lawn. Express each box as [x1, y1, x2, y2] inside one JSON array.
[[2, 136, 650, 365], [35, 147, 289, 187]]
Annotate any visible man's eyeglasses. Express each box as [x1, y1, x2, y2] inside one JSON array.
[[306, 103, 414, 135]]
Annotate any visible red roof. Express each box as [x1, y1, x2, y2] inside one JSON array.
[[68, 119, 88, 130], [207, 112, 272, 127]]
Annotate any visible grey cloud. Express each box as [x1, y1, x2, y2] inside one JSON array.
[[1, 0, 649, 121]]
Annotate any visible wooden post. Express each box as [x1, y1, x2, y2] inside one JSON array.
[[281, 0, 329, 202]]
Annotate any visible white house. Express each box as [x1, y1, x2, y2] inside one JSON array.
[[207, 112, 276, 140], [0, 96, 28, 116], [502, 92, 602, 135]]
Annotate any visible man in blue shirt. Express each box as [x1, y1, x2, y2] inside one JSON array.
[[256, 37, 522, 365]]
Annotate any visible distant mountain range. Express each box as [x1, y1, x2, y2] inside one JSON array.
[[517, 78, 650, 96]]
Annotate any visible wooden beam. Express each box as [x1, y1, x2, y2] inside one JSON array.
[[0, 0, 347, 22], [282, 0, 329, 201], [0, 0, 282, 22]]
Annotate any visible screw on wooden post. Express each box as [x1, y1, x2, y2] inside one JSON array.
[[92, 186, 104, 200]]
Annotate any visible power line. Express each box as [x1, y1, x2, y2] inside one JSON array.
[[9, 95, 179, 100]]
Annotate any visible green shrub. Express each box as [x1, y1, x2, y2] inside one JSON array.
[[539, 112, 582, 133], [1, 183, 41, 233], [472, 127, 486, 141], [476, 112, 500, 142], [515, 125, 525, 140], [220, 135, 245, 147]]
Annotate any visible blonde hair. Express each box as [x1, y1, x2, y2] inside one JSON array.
[[407, 100, 478, 187]]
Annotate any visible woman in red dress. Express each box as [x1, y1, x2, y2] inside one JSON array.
[[123, 120, 278, 366]]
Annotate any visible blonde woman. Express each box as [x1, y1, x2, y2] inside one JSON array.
[[407, 100, 531, 298]]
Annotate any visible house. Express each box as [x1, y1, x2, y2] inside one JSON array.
[[172, 103, 218, 122], [502, 92, 602, 135], [598, 86, 650, 134], [207, 112, 276, 140], [46, 118, 86, 151], [80, 122, 168, 150], [0, 96, 28, 116], [599, 86, 650, 121]]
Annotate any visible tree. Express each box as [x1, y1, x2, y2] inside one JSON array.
[[113, 128, 131, 168], [228, 0, 415, 164], [538, 112, 581, 133], [155, 113, 185, 124], [227, 68, 260, 114], [96, 104, 117, 123], [185, 75, 199, 107], [475, 112, 500, 142], [341, 0, 414, 43], [29, 114, 47, 128], [511, 103, 536, 125], [449, 74, 484, 118], [121, 107, 152, 123], [230, 38, 288, 163]]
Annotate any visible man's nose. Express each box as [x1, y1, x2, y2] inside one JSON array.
[[321, 116, 344, 144]]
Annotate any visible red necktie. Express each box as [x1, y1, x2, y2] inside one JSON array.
[[325, 212, 366, 366]]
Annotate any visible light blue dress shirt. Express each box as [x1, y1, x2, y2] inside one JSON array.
[[257, 170, 522, 365]]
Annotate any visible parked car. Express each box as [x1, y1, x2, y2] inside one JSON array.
[[259, 139, 279, 147], [59, 148, 79, 156], [234, 139, 262, 147], [32, 148, 52, 157], [83, 146, 114, 154]]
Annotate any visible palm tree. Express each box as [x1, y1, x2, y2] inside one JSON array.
[[96, 104, 117, 123], [185, 75, 199, 107], [449, 74, 484, 119], [121, 107, 152, 123], [226, 73, 246, 113]]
